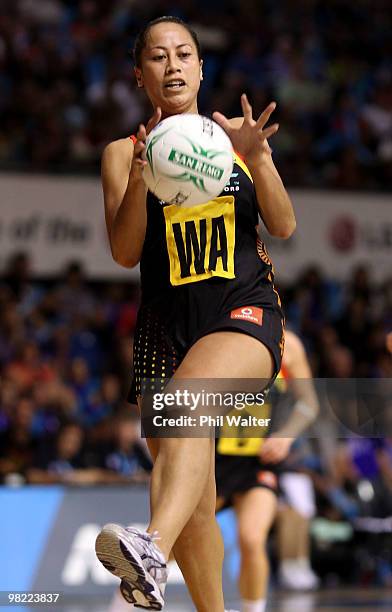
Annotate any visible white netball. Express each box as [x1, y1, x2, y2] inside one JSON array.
[[142, 114, 234, 206]]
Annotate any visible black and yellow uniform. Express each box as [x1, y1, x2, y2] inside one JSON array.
[[215, 369, 290, 507], [129, 142, 284, 403]]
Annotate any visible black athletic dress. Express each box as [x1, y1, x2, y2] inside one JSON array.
[[128, 140, 285, 403]]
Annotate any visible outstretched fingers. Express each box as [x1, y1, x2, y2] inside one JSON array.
[[212, 111, 233, 136], [255, 101, 277, 130], [259, 123, 279, 141], [241, 93, 254, 123]]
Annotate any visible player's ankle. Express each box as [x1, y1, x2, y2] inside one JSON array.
[[146, 528, 170, 561], [242, 599, 266, 612]]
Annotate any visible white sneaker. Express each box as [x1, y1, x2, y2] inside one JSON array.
[[296, 559, 320, 590], [279, 560, 304, 590], [279, 559, 319, 591], [95, 524, 167, 610]]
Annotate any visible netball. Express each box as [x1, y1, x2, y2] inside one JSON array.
[[143, 114, 234, 206]]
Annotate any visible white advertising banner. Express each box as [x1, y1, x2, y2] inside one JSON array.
[[263, 189, 392, 282], [1, 174, 391, 281], [0, 173, 137, 279]]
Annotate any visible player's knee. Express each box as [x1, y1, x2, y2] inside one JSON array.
[[192, 496, 216, 526], [179, 507, 217, 544], [238, 528, 267, 556], [183, 488, 217, 532]]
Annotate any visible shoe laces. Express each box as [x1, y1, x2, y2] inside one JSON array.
[[150, 530, 161, 543], [135, 529, 161, 545], [125, 527, 167, 578]]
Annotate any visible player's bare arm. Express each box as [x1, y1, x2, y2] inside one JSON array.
[[214, 95, 296, 238], [259, 331, 319, 464], [102, 108, 161, 268]]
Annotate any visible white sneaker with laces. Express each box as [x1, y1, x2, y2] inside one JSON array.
[[95, 523, 167, 610]]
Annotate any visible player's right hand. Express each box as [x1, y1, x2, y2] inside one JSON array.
[[130, 107, 162, 179], [259, 436, 293, 464]]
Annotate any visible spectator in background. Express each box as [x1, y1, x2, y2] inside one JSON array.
[[104, 413, 152, 482], [334, 438, 392, 519], [335, 298, 373, 373], [5, 340, 56, 392], [80, 373, 123, 427], [0, 295, 25, 364], [2, 252, 42, 314], [0, 379, 19, 428], [56, 261, 95, 320], [31, 379, 77, 436], [68, 357, 100, 421], [0, 394, 37, 483], [27, 420, 114, 485]]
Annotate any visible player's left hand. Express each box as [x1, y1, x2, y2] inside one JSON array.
[[213, 94, 279, 166], [259, 436, 293, 464]]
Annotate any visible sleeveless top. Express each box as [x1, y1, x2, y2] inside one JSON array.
[[130, 135, 281, 309]]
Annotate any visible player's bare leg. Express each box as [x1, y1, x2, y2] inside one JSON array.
[[147, 331, 273, 557], [145, 435, 225, 611], [99, 332, 273, 611], [276, 506, 301, 559], [107, 438, 225, 612], [234, 488, 277, 612], [276, 506, 319, 590], [147, 437, 212, 559], [171, 443, 225, 612]]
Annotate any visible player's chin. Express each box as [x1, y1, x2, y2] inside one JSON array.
[[161, 88, 193, 108]]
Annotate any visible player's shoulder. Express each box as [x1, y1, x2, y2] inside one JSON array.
[[103, 137, 134, 158], [102, 137, 134, 172]]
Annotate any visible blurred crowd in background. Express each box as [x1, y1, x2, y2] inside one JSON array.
[[0, 0, 391, 189]]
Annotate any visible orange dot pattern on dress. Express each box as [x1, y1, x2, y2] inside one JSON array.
[[133, 305, 180, 398]]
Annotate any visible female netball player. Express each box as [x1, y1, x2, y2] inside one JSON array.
[[95, 16, 296, 612], [216, 331, 319, 612]]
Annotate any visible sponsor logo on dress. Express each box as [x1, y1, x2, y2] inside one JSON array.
[[230, 306, 263, 325], [257, 470, 278, 489], [224, 172, 240, 192]]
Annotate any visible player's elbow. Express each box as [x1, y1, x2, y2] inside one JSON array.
[[109, 230, 141, 268], [113, 254, 140, 269], [270, 218, 296, 239], [111, 246, 140, 269]]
